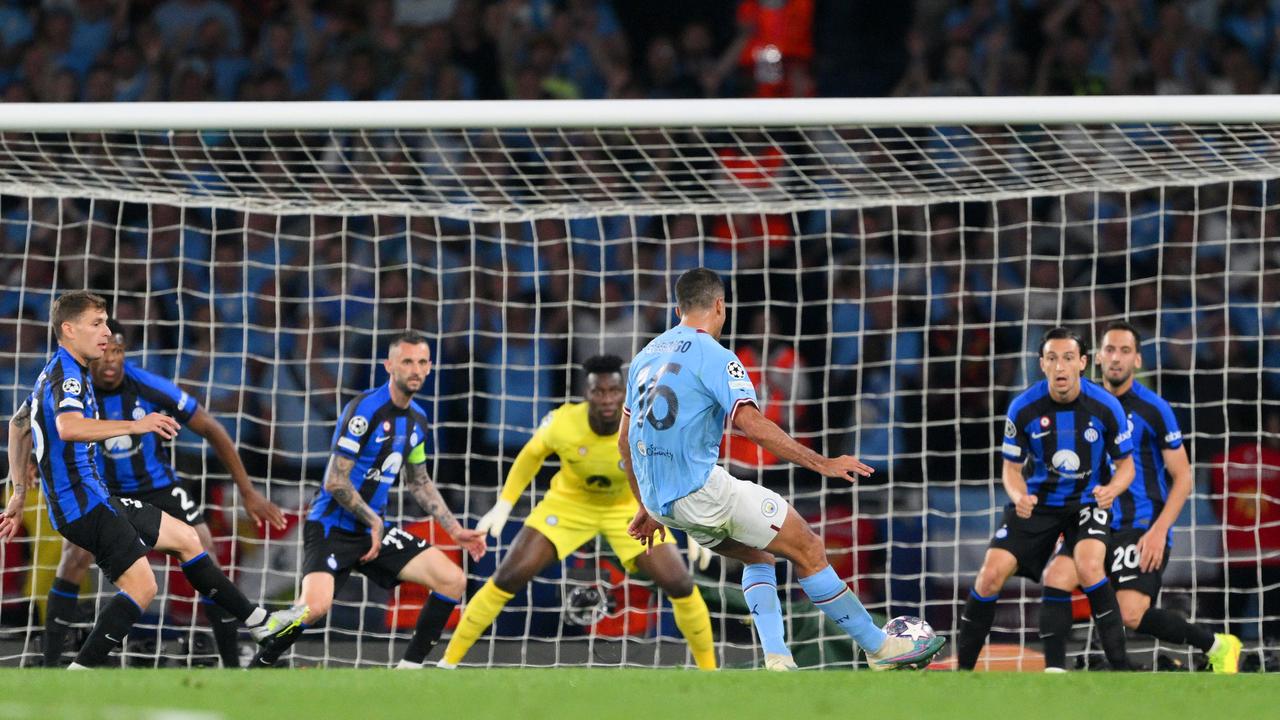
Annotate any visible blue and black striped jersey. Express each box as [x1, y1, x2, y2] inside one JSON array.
[[95, 363, 199, 494], [307, 383, 430, 535], [1001, 377, 1134, 507], [1110, 381, 1183, 535], [27, 347, 111, 529]]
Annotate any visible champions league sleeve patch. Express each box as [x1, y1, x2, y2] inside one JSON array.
[[726, 360, 747, 381], [348, 415, 369, 437]]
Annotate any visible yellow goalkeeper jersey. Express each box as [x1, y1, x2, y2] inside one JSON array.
[[499, 402, 632, 507]]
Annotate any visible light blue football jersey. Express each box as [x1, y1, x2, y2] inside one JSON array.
[[625, 325, 758, 514]]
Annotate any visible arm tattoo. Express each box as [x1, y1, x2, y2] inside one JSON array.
[[12, 402, 30, 431], [324, 455, 381, 529], [9, 403, 33, 489], [407, 463, 462, 535]]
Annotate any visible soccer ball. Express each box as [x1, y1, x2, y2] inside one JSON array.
[[564, 585, 616, 626], [882, 615, 937, 669]]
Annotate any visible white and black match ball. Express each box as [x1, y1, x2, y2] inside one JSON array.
[[882, 615, 937, 669]]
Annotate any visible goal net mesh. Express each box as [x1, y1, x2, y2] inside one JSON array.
[[0, 118, 1277, 669]]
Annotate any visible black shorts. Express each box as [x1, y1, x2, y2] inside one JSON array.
[[1105, 528, 1171, 598], [121, 481, 203, 526], [59, 497, 163, 583], [990, 504, 1113, 582], [301, 521, 430, 591]]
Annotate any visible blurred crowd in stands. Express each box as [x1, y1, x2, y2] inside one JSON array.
[[3, 1, 1280, 104]]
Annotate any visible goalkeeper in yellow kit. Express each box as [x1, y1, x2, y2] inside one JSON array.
[[440, 354, 717, 669]]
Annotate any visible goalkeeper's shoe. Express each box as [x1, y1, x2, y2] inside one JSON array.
[[1207, 633, 1242, 674], [866, 634, 947, 671], [251, 605, 309, 643], [764, 653, 798, 671]]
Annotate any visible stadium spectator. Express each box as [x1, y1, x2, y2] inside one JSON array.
[[1212, 410, 1280, 643], [152, 0, 243, 54], [480, 295, 556, 452]]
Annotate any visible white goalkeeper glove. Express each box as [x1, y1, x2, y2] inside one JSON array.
[[476, 498, 514, 539], [686, 534, 712, 572]]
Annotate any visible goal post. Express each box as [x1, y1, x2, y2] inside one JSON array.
[[0, 96, 1276, 670]]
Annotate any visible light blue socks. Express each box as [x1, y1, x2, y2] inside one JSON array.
[[798, 565, 885, 653], [742, 563, 789, 656]]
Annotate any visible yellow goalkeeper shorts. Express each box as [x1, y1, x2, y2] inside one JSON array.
[[525, 492, 673, 572]]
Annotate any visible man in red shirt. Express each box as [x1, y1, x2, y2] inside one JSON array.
[[731, 0, 814, 97], [1211, 410, 1280, 643]]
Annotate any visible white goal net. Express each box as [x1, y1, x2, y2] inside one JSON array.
[[0, 97, 1277, 670]]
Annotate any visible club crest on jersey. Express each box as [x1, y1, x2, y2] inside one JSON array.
[[1004, 420, 1016, 438], [132, 406, 146, 421], [382, 420, 391, 432], [726, 361, 747, 380], [410, 432, 419, 447], [1084, 428, 1099, 443], [348, 416, 368, 437], [1039, 416, 1051, 428], [61, 378, 81, 396]]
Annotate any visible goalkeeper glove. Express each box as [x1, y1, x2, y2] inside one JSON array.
[[476, 498, 514, 539], [686, 534, 712, 572]]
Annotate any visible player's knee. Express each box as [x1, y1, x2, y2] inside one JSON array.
[[1119, 596, 1150, 630], [1075, 559, 1105, 586], [126, 573, 158, 607], [1042, 563, 1074, 591], [440, 564, 467, 600], [792, 531, 828, 576], [1121, 604, 1146, 630], [658, 571, 695, 599], [173, 524, 203, 559], [492, 561, 530, 594], [975, 562, 1010, 596], [58, 546, 93, 580], [1042, 570, 1072, 591]]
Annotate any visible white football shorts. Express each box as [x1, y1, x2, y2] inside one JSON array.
[[649, 465, 789, 550]]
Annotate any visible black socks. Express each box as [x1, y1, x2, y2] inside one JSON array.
[[956, 590, 998, 670], [43, 577, 81, 667], [1039, 587, 1074, 670], [1083, 578, 1129, 670], [402, 593, 460, 664], [74, 592, 142, 667], [1136, 607, 1215, 653]]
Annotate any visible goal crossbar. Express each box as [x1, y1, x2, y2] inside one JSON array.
[[1, 96, 1280, 130]]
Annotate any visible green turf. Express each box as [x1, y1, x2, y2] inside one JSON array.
[[0, 669, 1274, 720]]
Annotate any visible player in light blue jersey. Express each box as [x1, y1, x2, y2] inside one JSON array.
[[623, 268, 946, 671]]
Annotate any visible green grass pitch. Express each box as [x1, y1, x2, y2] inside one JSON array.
[[1, 669, 1274, 720]]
